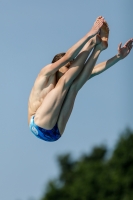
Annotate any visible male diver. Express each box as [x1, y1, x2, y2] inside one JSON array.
[[28, 16, 133, 142]]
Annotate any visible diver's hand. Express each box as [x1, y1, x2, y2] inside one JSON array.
[[117, 38, 133, 59]]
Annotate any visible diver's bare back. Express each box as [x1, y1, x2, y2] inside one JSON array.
[[28, 64, 56, 124]]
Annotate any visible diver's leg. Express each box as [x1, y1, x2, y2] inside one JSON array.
[[74, 20, 109, 90], [57, 45, 102, 134], [57, 21, 109, 134]]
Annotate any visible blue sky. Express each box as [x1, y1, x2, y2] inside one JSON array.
[[0, 1, 133, 200]]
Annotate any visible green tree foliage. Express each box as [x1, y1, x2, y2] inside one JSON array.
[[41, 128, 133, 200]]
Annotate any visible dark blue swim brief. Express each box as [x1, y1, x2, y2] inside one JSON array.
[[29, 116, 61, 142]]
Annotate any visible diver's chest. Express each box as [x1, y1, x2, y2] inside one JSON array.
[[41, 75, 56, 94]]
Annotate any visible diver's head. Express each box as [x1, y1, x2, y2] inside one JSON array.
[[52, 52, 74, 68], [52, 53, 66, 63], [52, 53, 74, 80]]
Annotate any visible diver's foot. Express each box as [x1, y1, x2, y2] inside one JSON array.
[[89, 16, 104, 37], [91, 34, 101, 45], [99, 20, 109, 50]]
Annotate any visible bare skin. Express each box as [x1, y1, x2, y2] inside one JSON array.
[[57, 36, 133, 133], [28, 17, 133, 137], [90, 38, 133, 79], [99, 20, 109, 49], [57, 21, 110, 134], [29, 35, 101, 130], [28, 16, 104, 126]]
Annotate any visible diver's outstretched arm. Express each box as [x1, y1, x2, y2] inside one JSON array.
[[42, 17, 104, 76], [89, 38, 133, 79]]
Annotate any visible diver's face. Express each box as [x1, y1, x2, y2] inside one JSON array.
[[56, 66, 67, 81], [56, 59, 74, 81], [65, 59, 74, 68], [59, 66, 68, 73]]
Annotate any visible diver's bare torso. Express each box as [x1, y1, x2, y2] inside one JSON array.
[[28, 64, 68, 124]]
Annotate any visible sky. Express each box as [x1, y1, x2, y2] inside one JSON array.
[[0, 1, 133, 200]]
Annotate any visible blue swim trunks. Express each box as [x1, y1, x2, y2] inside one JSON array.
[[29, 116, 61, 142]]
